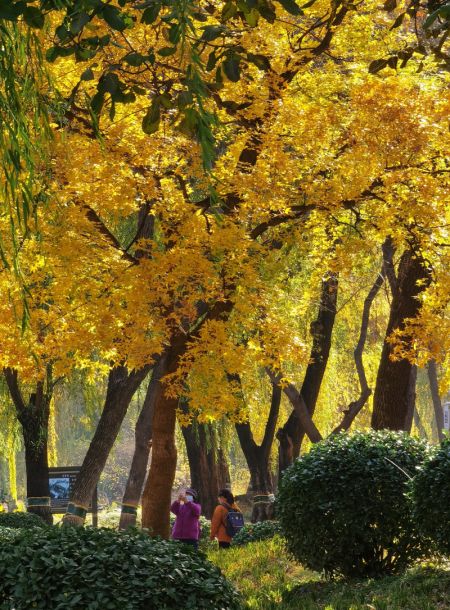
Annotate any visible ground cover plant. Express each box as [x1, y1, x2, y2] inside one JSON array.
[[232, 520, 282, 546], [0, 510, 47, 529], [0, 526, 241, 610], [277, 431, 432, 578], [209, 537, 450, 610]]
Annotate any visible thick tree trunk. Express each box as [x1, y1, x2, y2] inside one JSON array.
[[119, 357, 166, 529], [427, 360, 445, 442], [63, 364, 150, 525], [235, 381, 281, 522], [372, 250, 430, 430], [4, 368, 53, 524], [404, 365, 418, 433], [141, 372, 178, 538], [277, 274, 338, 477], [182, 422, 231, 519], [22, 419, 52, 524]]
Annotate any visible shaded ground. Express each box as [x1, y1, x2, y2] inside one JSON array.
[[209, 537, 450, 610]]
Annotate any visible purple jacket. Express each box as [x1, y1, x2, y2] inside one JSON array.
[[171, 500, 201, 540]]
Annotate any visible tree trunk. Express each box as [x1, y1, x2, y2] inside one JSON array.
[[22, 415, 52, 524], [277, 274, 338, 477], [427, 360, 445, 442], [404, 365, 418, 433], [141, 360, 178, 538], [372, 250, 430, 430], [235, 381, 281, 521], [182, 422, 231, 519], [4, 368, 53, 524], [119, 356, 166, 529], [63, 364, 150, 525]]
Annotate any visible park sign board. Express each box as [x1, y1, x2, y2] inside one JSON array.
[[48, 467, 98, 526], [48, 466, 82, 513]]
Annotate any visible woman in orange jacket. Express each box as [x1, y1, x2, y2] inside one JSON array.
[[210, 488, 241, 549]]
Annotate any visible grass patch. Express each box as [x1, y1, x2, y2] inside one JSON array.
[[209, 537, 450, 609]]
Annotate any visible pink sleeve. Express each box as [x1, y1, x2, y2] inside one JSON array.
[[170, 501, 180, 515]]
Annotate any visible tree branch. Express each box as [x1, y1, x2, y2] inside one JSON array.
[[266, 368, 323, 443]]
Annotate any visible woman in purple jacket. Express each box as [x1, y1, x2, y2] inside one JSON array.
[[170, 487, 201, 549]]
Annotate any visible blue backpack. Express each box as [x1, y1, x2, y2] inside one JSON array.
[[223, 504, 244, 537]]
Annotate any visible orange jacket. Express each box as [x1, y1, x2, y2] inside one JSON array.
[[210, 503, 240, 543]]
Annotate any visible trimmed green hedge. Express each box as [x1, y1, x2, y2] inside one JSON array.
[[278, 431, 431, 578], [0, 510, 47, 529], [0, 526, 241, 609], [232, 520, 282, 546], [412, 438, 450, 555]]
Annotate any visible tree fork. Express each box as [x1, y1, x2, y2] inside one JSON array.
[[235, 380, 281, 521], [63, 364, 150, 526], [276, 273, 338, 477], [119, 356, 166, 530]]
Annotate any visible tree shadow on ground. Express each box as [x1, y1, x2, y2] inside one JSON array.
[[281, 565, 450, 610]]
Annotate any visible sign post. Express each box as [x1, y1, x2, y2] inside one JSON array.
[[48, 467, 98, 525], [444, 402, 450, 432]]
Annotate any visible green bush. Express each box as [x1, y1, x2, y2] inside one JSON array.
[[412, 438, 450, 555], [278, 430, 431, 579], [0, 526, 22, 542], [0, 526, 241, 610], [232, 520, 282, 546], [0, 510, 48, 529]]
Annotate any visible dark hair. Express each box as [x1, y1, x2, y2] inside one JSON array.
[[218, 489, 234, 505]]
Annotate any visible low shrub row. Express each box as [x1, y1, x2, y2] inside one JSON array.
[[0, 526, 241, 610], [232, 519, 282, 546]]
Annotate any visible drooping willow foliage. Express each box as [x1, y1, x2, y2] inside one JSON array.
[[0, 22, 51, 324]]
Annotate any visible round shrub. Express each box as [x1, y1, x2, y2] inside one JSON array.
[[412, 438, 450, 555], [0, 510, 48, 529], [0, 526, 241, 610], [232, 520, 282, 546], [278, 430, 431, 578]]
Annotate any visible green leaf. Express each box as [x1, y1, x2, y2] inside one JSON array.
[[157, 46, 177, 56], [124, 52, 144, 66], [0, 3, 25, 21], [221, 1, 237, 21], [277, 0, 302, 14], [23, 6, 45, 29], [97, 72, 120, 94], [424, 4, 450, 28], [244, 8, 260, 26], [201, 25, 224, 41], [168, 23, 181, 44], [102, 5, 128, 31], [206, 51, 217, 71], [91, 91, 105, 116], [70, 11, 90, 34], [223, 56, 241, 82], [141, 3, 161, 24], [258, 0, 276, 23], [142, 101, 160, 134]]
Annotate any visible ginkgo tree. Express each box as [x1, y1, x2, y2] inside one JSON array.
[[1, 0, 449, 533]]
